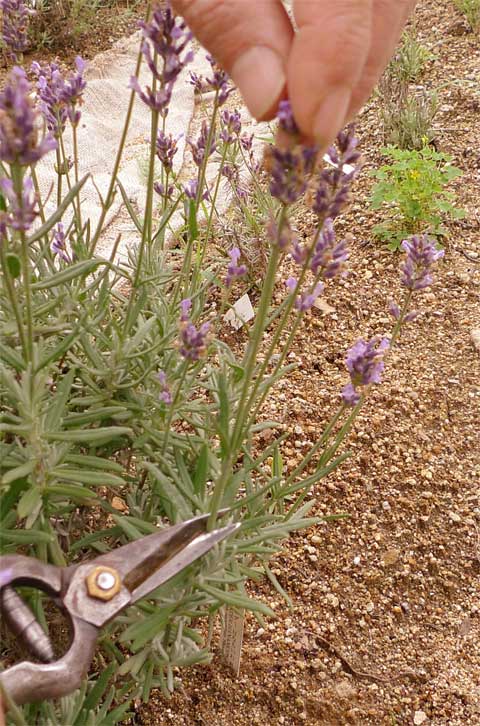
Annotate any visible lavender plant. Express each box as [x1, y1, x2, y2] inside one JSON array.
[[0, 0, 34, 61], [0, 5, 445, 723]]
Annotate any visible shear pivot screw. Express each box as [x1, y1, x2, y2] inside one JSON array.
[[86, 566, 121, 601]]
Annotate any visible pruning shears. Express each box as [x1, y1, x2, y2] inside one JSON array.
[[0, 513, 238, 705]]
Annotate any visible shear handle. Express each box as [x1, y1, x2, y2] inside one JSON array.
[[0, 555, 63, 596], [0, 616, 98, 705]]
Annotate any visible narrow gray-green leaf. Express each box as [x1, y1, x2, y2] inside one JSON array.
[[17, 487, 42, 519], [0, 342, 24, 371], [45, 426, 131, 444], [45, 368, 75, 431], [200, 584, 274, 617], [26, 174, 89, 243], [2, 460, 35, 485], [50, 467, 125, 487], [0, 529, 53, 545], [31, 259, 106, 291]]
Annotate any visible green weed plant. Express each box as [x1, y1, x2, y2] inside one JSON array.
[[370, 145, 465, 249]]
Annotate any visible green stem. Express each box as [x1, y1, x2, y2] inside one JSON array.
[[208, 231, 283, 527], [89, 2, 152, 256], [0, 243, 28, 358], [11, 166, 34, 362], [72, 122, 82, 230], [195, 95, 220, 207], [189, 97, 220, 291], [242, 218, 324, 434], [123, 108, 160, 335], [193, 141, 229, 285], [318, 395, 365, 468], [284, 404, 346, 487], [55, 146, 63, 208], [390, 290, 413, 345], [162, 363, 189, 455], [19, 231, 33, 363]]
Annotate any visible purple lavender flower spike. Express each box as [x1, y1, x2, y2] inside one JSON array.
[[221, 163, 239, 184], [61, 56, 87, 126], [400, 235, 444, 291], [0, 0, 34, 60], [285, 278, 323, 311], [225, 246, 247, 287], [157, 370, 172, 404], [154, 181, 174, 199], [184, 180, 197, 199], [180, 321, 210, 361], [183, 179, 209, 201], [0, 176, 37, 231], [268, 104, 318, 205], [291, 240, 308, 264], [388, 300, 401, 320], [277, 100, 300, 136], [156, 131, 179, 173], [189, 71, 207, 94], [188, 121, 216, 167], [132, 6, 193, 116], [32, 62, 68, 135], [179, 300, 210, 361], [240, 134, 253, 153], [0, 67, 57, 165], [310, 218, 349, 279], [312, 124, 361, 220], [269, 148, 310, 205], [342, 382, 361, 406], [52, 223, 71, 262], [341, 337, 389, 406], [285, 277, 297, 293], [32, 57, 86, 134], [220, 109, 242, 143], [205, 55, 232, 105], [180, 297, 192, 320], [295, 283, 324, 311]]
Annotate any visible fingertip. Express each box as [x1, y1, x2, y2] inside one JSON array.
[[312, 86, 351, 148], [230, 46, 286, 121]]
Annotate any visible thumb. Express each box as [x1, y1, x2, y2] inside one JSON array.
[[171, 0, 293, 119]]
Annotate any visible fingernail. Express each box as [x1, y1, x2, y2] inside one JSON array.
[[313, 86, 351, 148], [231, 47, 286, 120]]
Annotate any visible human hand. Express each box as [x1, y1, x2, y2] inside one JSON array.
[[172, 0, 417, 146]]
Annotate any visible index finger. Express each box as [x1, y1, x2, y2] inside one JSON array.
[[288, 0, 373, 144]]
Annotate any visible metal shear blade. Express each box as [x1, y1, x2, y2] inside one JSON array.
[[0, 512, 239, 705]]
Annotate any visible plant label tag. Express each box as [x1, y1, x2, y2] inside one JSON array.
[[224, 294, 254, 330], [219, 607, 245, 676], [323, 152, 355, 176]]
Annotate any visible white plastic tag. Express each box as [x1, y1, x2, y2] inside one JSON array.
[[224, 294, 255, 330]]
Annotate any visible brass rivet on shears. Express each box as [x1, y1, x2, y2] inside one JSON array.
[[86, 566, 121, 601]]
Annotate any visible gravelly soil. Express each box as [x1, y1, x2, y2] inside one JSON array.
[[137, 1, 480, 724]]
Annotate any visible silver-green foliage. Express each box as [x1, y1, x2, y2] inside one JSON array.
[[0, 45, 352, 724], [391, 29, 432, 83], [378, 64, 439, 150]]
